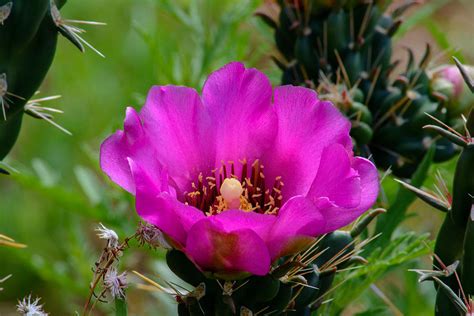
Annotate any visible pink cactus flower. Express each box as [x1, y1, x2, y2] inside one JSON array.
[[440, 65, 466, 98], [100, 62, 379, 277], [433, 65, 473, 99]]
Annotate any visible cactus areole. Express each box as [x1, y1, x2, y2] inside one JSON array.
[[100, 62, 379, 278]]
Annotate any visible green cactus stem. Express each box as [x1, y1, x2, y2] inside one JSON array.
[[258, 0, 461, 178], [0, 0, 103, 161], [404, 108, 473, 314]]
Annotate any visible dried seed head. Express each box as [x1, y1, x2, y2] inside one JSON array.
[[95, 223, 119, 249], [104, 267, 127, 299], [17, 295, 48, 316], [0, 2, 12, 25], [136, 222, 171, 249]]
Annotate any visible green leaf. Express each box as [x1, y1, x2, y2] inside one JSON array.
[[395, 0, 450, 39], [327, 233, 433, 314], [354, 307, 389, 316], [9, 165, 118, 224], [32, 158, 60, 187], [373, 145, 436, 248], [115, 297, 128, 316], [74, 165, 103, 205], [423, 20, 465, 62]]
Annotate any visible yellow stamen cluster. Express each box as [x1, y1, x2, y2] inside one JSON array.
[[184, 159, 284, 216]]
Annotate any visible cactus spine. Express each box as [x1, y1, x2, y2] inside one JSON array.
[[402, 59, 473, 314], [423, 110, 474, 315], [0, 0, 99, 162], [258, 0, 461, 178], [431, 60, 474, 315], [434, 107, 473, 314]]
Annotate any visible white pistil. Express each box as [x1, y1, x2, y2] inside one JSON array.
[[220, 178, 243, 210]]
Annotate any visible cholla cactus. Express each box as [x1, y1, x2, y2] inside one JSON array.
[[401, 60, 473, 315], [0, 0, 102, 161], [258, 0, 462, 178]]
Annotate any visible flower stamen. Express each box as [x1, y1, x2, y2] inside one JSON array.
[[184, 160, 284, 216]]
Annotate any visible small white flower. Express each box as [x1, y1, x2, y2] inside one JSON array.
[[95, 223, 119, 249], [104, 267, 127, 299], [17, 295, 48, 316]]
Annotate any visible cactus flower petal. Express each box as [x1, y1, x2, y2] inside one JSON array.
[[100, 62, 379, 276], [186, 215, 272, 276], [139, 85, 215, 194], [308, 144, 379, 233], [262, 86, 352, 200], [100, 107, 160, 194], [202, 62, 277, 167], [267, 196, 325, 259], [129, 158, 204, 246], [439, 65, 467, 98]]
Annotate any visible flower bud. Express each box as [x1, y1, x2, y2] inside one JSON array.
[[430, 65, 474, 115], [432, 65, 474, 99]]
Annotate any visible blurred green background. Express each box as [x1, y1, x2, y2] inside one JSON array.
[[0, 0, 473, 315]]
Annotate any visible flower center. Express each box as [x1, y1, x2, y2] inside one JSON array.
[[184, 159, 283, 216], [220, 178, 244, 209]]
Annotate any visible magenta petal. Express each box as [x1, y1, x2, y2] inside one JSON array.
[[186, 218, 271, 275], [263, 86, 352, 201], [129, 159, 205, 246], [308, 143, 361, 208], [210, 209, 276, 241], [100, 107, 160, 194], [267, 196, 326, 259], [140, 85, 215, 194], [309, 145, 379, 233], [202, 62, 277, 166]]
